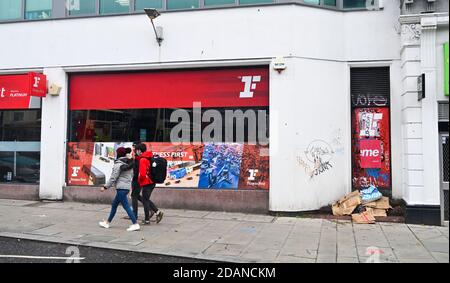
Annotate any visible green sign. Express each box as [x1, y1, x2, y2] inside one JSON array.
[[445, 42, 449, 96]]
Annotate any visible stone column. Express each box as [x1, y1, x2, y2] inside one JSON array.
[[399, 14, 443, 225]]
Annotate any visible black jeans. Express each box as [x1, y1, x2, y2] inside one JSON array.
[[131, 185, 143, 219], [142, 184, 158, 221]]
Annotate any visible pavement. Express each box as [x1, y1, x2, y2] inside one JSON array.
[[0, 198, 448, 263]]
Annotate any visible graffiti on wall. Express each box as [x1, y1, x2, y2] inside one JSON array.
[[351, 94, 389, 108], [297, 139, 335, 179]]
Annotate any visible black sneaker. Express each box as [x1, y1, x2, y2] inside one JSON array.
[[156, 211, 164, 224], [150, 211, 157, 222], [141, 220, 150, 225]]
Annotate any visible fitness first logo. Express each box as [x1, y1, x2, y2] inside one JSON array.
[[239, 76, 262, 98], [71, 167, 81, 177], [33, 76, 41, 88], [248, 169, 259, 181]]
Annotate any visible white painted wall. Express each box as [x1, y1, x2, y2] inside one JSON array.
[[390, 60, 404, 200], [343, 1, 401, 61], [0, 3, 406, 210], [39, 68, 67, 200], [270, 57, 350, 211]]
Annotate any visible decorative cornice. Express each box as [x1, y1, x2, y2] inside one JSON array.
[[401, 24, 422, 45], [399, 12, 449, 26]]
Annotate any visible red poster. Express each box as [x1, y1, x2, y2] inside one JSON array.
[[360, 139, 382, 169], [238, 145, 270, 190], [67, 142, 95, 186], [0, 74, 36, 109], [352, 108, 391, 189], [69, 67, 269, 110]]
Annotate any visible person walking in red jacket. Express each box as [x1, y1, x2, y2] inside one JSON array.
[[134, 143, 164, 225]]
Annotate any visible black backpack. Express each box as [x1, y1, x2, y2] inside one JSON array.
[[146, 155, 167, 184]]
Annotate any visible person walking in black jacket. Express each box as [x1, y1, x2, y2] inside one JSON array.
[[131, 142, 144, 220]]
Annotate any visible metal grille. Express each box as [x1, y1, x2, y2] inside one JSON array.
[[439, 103, 449, 122], [443, 136, 449, 183], [444, 190, 449, 221], [351, 67, 391, 108]]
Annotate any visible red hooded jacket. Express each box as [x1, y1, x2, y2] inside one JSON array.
[[137, 151, 154, 187]]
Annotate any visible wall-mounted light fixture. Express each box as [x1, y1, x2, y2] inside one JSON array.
[[144, 8, 163, 46]]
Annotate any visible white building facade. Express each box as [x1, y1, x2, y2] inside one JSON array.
[[0, 0, 448, 225]]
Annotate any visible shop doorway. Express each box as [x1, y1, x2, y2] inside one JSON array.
[[350, 67, 392, 196]]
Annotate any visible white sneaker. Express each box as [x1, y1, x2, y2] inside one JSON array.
[[126, 224, 140, 232], [99, 221, 110, 229]]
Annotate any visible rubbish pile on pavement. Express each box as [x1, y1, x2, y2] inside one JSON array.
[[332, 186, 392, 224]]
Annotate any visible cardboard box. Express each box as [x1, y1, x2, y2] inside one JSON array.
[[332, 191, 362, 216], [352, 210, 376, 224]]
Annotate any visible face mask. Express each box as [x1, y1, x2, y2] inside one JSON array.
[[126, 153, 133, 159]]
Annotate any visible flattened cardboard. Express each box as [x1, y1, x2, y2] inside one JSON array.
[[366, 207, 387, 217], [364, 197, 390, 210], [352, 210, 376, 224]]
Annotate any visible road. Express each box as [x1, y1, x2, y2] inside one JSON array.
[[0, 237, 213, 263]]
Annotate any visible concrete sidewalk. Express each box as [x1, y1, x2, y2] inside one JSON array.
[[0, 199, 448, 263]]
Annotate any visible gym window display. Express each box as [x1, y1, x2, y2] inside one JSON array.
[[67, 67, 270, 190]]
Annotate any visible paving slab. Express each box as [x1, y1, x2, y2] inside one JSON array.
[[431, 252, 449, 263], [337, 257, 359, 263], [275, 255, 316, 263], [0, 199, 39, 207]]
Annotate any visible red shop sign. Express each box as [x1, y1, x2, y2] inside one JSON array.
[[69, 67, 269, 110], [360, 139, 382, 169], [0, 73, 46, 109], [28, 72, 47, 98]]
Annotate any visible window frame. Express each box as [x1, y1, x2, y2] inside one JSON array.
[[24, 0, 53, 20], [66, 0, 99, 17], [0, 0, 25, 22], [0, 0, 383, 24]]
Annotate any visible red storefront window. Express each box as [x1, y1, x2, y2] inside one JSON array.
[[67, 67, 270, 190]]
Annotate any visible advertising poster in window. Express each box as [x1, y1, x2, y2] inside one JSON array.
[[198, 143, 243, 189], [238, 145, 270, 190], [67, 142, 269, 190], [352, 107, 391, 189]]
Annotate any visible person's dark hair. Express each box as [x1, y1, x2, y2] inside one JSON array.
[[125, 148, 132, 154], [116, 147, 127, 158], [132, 140, 142, 147], [135, 143, 147, 153]]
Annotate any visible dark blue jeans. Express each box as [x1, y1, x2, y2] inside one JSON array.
[[108, 189, 137, 224]]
